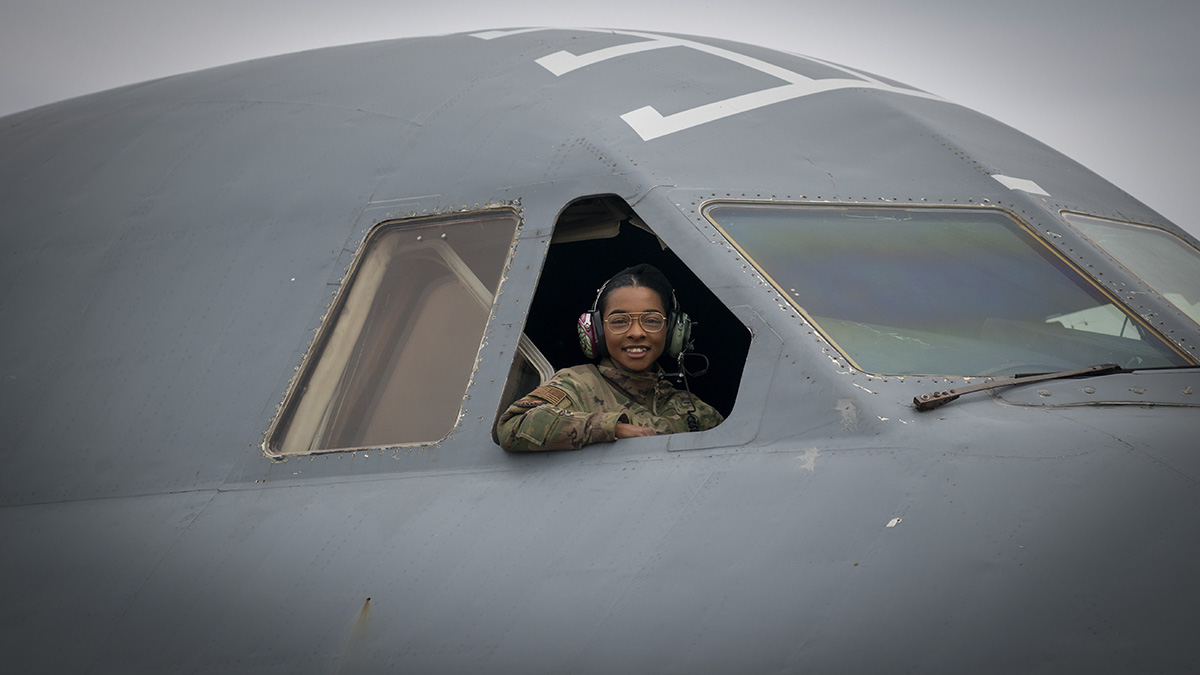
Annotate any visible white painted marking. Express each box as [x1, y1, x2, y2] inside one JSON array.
[[623, 77, 941, 140], [886, 517, 902, 528], [790, 53, 894, 87], [992, 174, 1051, 196], [485, 27, 945, 140], [537, 38, 680, 76], [471, 28, 552, 40]]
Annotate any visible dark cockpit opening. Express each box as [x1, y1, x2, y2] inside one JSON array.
[[520, 196, 749, 418]]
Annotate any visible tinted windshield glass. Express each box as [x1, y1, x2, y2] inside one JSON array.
[[705, 204, 1190, 376], [1063, 213, 1200, 327]]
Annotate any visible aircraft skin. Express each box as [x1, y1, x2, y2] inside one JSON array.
[[1, 27, 1198, 672]]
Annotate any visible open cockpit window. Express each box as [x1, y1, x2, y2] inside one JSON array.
[[705, 203, 1192, 376], [497, 196, 749, 429], [268, 210, 520, 455]]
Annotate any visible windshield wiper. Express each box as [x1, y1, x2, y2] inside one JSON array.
[[913, 363, 1125, 411]]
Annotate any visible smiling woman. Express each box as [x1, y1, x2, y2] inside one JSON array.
[[495, 264, 725, 451], [599, 286, 669, 373]]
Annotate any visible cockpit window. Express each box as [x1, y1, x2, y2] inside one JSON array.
[[704, 203, 1191, 376], [1063, 212, 1200, 327], [508, 196, 749, 422], [267, 210, 520, 455]]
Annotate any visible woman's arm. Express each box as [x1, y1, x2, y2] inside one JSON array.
[[615, 422, 657, 438], [496, 383, 630, 451]]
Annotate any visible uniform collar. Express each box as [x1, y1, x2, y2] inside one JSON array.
[[597, 358, 664, 405]]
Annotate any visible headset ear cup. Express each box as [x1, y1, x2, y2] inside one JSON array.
[[577, 311, 606, 360], [667, 311, 691, 358], [577, 312, 595, 359]]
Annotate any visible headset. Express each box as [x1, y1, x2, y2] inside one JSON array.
[[577, 276, 692, 361]]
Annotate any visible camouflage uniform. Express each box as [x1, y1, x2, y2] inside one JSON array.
[[496, 358, 724, 451]]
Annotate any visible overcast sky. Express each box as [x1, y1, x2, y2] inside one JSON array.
[[4, 0, 1197, 236]]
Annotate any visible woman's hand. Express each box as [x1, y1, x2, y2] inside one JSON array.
[[616, 422, 657, 438]]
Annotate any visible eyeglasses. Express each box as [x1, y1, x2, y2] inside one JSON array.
[[604, 311, 667, 334]]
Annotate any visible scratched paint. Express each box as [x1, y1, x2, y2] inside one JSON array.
[[799, 448, 819, 472], [837, 399, 859, 431]]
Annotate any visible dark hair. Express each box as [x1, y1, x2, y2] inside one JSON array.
[[597, 263, 675, 315]]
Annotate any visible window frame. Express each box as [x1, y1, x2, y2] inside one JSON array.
[[701, 201, 1194, 376], [1063, 211, 1200, 329], [264, 209, 524, 457]]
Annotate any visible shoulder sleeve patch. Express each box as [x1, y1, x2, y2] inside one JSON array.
[[530, 384, 569, 407]]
